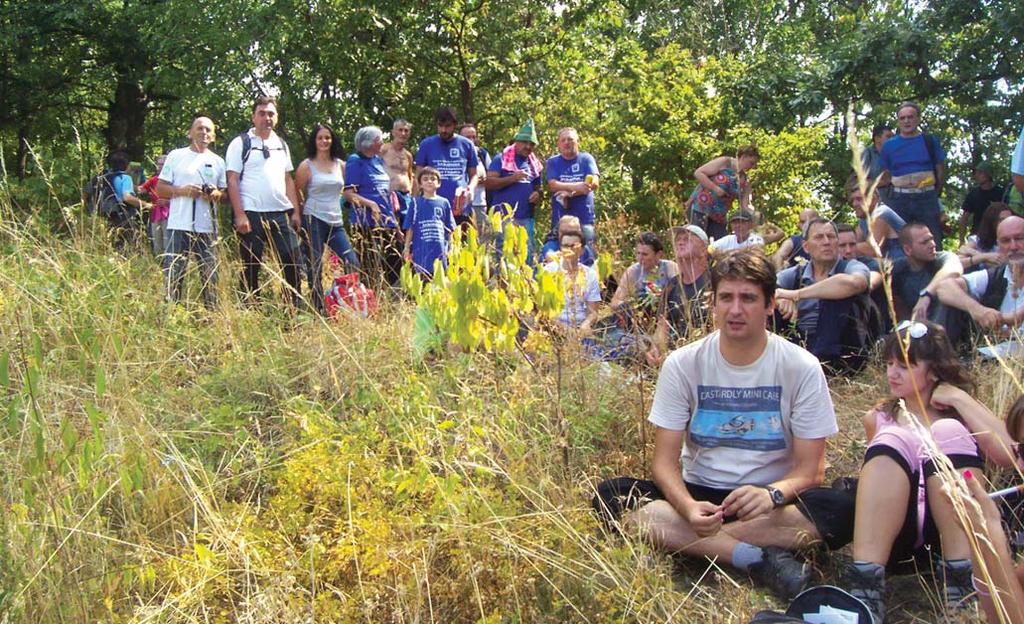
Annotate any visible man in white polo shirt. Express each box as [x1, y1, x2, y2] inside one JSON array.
[[226, 96, 303, 307]]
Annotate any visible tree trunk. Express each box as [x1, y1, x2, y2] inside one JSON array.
[[16, 125, 29, 180], [105, 77, 147, 161], [459, 75, 475, 124]]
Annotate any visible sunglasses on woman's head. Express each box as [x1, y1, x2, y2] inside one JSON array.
[[896, 320, 928, 339]]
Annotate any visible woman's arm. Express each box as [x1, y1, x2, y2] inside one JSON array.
[[933, 384, 1016, 467], [961, 472, 1024, 624], [294, 159, 311, 205], [694, 156, 732, 197]]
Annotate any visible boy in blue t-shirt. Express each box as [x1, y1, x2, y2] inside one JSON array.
[[403, 167, 456, 278]]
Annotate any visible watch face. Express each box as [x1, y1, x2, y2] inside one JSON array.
[[769, 487, 785, 506]]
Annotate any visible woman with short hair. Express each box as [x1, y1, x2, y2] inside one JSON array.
[[343, 125, 403, 287]]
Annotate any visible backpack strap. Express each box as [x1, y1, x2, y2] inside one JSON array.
[[238, 132, 252, 182], [238, 132, 290, 182], [922, 134, 942, 189]]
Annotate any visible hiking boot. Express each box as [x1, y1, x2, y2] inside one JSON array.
[[842, 561, 885, 623], [939, 559, 976, 611], [748, 546, 811, 600]]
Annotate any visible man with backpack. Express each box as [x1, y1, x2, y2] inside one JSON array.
[[774, 218, 873, 373], [225, 95, 303, 307], [878, 101, 947, 247], [83, 151, 148, 246]]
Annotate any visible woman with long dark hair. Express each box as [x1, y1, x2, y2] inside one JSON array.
[[958, 202, 1013, 272], [294, 123, 359, 311], [843, 321, 1014, 622]]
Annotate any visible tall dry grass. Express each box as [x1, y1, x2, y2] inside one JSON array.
[[0, 140, 1020, 624]]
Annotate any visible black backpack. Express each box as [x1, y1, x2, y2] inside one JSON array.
[[749, 585, 875, 623], [83, 170, 125, 217]]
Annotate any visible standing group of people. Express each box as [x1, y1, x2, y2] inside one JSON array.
[[89, 99, 607, 313]]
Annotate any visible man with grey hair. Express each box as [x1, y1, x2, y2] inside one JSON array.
[[775, 218, 872, 372], [546, 127, 600, 253], [225, 96, 303, 307], [879, 101, 947, 247], [381, 119, 415, 226], [936, 215, 1024, 337], [344, 125, 403, 286]]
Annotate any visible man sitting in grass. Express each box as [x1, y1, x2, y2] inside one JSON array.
[[593, 249, 850, 601]]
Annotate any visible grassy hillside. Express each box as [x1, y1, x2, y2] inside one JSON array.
[[0, 201, 1020, 623]]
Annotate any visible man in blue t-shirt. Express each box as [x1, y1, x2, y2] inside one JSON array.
[[414, 106, 479, 229], [83, 151, 148, 246], [546, 127, 600, 250], [484, 118, 543, 264], [879, 101, 946, 247]]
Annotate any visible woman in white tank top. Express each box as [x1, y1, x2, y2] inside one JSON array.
[[295, 123, 360, 312]]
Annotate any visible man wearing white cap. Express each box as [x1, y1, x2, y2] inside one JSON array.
[[648, 224, 712, 360]]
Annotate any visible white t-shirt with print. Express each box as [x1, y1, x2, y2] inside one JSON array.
[[649, 331, 837, 489], [225, 129, 294, 213], [159, 147, 227, 233]]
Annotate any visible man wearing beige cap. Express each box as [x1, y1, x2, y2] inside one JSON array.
[[714, 209, 765, 252]]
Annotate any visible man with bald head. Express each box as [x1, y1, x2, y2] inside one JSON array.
[[936, 215, 1024, 333], [157, 116, 227, 307]]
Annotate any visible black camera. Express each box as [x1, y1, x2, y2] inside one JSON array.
[[201, 183, 214, 196]]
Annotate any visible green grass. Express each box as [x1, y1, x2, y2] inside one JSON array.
[[0, 193, 1020, 623]]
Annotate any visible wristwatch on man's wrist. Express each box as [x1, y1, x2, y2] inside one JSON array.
[[764, 485, 786, 508], [919, 289, 933, 300]]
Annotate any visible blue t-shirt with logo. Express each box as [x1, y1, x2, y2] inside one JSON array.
[[344, 153, 396, 228], [403, 195, 455, 276], [880, 133, 945, 178], [414, 135, 479, 208], [545, 152, 599, 225], [487, 154, 541, 220]]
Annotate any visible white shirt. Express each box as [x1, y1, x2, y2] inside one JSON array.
[[715, 232, 765, 252], [159, 147, 227, 233], [225, 129, 294, 213], [964, 267, 1024, 315]]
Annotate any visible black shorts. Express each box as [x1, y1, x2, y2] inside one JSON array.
[[592, 476, 855, 550], [862, 445, 984, 571]]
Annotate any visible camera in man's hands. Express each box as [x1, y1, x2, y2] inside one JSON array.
[[201, 183, 214, 196]]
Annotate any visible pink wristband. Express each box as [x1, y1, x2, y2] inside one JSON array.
[[972, 575, 991, 598]]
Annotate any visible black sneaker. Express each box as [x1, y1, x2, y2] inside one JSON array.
[[842, 562, 885, 624], [748, 546, 811, 600], [939, 559, 976, 610]]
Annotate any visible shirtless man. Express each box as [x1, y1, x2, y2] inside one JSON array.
[[381, 118, 415, 225]]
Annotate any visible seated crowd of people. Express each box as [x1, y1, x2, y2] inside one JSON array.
[[79, 94, 1024, 621]]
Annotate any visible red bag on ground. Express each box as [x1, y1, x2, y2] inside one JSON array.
[[324, 272, 377, 318]]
